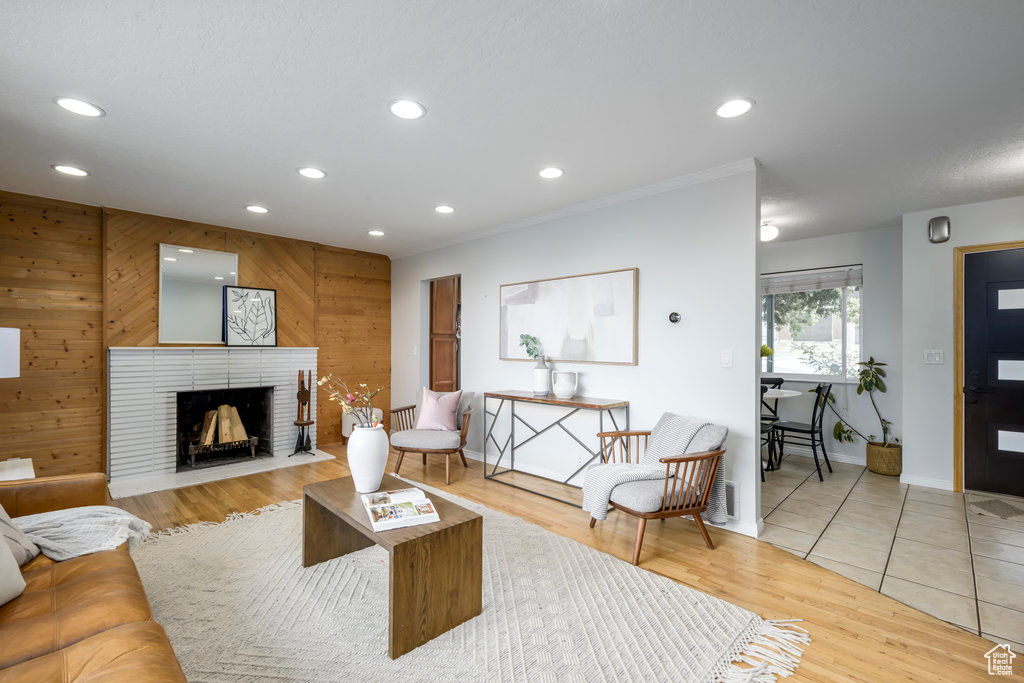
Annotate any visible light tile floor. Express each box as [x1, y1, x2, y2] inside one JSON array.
[[759, 453, 1024, 649]]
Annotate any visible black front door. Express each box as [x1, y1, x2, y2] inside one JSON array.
[[964, 247, 1024, 497]]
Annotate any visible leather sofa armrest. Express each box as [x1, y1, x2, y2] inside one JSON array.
[[0, 472, 108, 517]]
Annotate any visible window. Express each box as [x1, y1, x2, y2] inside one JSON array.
[[761, 265, 862, 380]]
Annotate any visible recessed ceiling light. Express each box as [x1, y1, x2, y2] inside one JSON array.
[[434, 205, 455, 214], [178, 248, 194, 253], [229, 271, 236, 275], [297, 167, 326, 179], [245, 205, 268, 214], [760, 222, 780, 242], [389, 99, 426, 120], [163, 257, 177, 262], [539, 167, 564, 179], [368, 230, 385, 237], [54, 97, 105, 117], [51, 164, 89, 176], [214, 276, 225, 280], [715, 98, 755, 118]]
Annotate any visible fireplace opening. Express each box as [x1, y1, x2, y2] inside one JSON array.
[[176, 386, 274, 471]]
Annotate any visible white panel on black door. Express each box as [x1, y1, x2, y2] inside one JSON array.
[[997, 360, 1024, 382], [997, 288, 1024, 310], [998, 430, 1024, 454]]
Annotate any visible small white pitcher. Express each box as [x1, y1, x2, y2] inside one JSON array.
[[551, 371, 578, 399]]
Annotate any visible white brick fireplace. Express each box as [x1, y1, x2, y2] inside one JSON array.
[[107, 347, 321, 492]]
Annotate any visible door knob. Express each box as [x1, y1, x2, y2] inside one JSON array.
[[966, 385, 990, 393]]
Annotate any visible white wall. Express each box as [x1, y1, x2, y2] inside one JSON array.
[[392, 162, 762, 535], [760, 226, 903, 464], [902, 195, 1024, 490]]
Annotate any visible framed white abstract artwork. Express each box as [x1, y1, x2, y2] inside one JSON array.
[[499, 268, 638, 365]]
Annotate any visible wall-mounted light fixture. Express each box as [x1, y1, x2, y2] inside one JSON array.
[[928, 216, 951, 243]]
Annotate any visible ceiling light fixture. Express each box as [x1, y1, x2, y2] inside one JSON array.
[[54, 97, 105, 117], [163, 257, 177, 262], [297, 167, 326, 179], [715, 98, 755, 118], [389, 99, 426, 120], [760, 222, 779, 242], [51, 164, 89, 176], [368, 230, 385, 237], [229, 271, 236, 275], [214, 276, 225, 280], [539, 167, 564, 179], [245, 205, 268, 214], [434, 205, 455, 214], [178, 248, 194, 253]]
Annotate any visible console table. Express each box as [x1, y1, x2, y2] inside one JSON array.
[[483, 390, 629, 507]]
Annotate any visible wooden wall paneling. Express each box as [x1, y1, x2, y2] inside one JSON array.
[[226, 232, 316, 347], [0, 191, 105, 475], [315, 245, 391, 443], [103, 208, 227, 347], [3, 191, 391, 474]]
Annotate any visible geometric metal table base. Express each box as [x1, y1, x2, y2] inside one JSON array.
[[483, 390, 629, 507]]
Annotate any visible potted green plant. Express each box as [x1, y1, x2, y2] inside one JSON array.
[[828, 357, 901, 475]]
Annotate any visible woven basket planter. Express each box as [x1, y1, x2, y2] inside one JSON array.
[[866, 442, 902, 476]]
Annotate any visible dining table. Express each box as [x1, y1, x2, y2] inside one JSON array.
[[763, 388, 802, 400]]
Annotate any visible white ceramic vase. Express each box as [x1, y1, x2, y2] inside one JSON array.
[[347, 423, 389, 493], [532, 356, 550, 396], [552, 371, 578, 399]]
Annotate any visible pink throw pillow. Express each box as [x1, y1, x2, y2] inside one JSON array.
[[415, 388, 463, 431]]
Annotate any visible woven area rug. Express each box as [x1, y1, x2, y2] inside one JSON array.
[[132, 482, 808, 682]]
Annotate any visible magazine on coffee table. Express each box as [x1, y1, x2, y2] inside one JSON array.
[[361, 487, 440, 532]]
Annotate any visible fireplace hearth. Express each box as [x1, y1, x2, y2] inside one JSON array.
[[176, 386, 274, 471]]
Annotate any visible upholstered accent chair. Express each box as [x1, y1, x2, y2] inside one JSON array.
[[590, 422, 727, 565], [390, 392, 474, 485]]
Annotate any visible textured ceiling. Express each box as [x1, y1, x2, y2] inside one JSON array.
[[1, 1, 1023, 257]]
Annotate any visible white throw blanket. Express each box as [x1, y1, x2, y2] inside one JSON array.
[[14, 505, 151, 561], [582, 415, 710, 521]]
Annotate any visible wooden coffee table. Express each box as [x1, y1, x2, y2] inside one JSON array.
[[302, 474, 483, 659]]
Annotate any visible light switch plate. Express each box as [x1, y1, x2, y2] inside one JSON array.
[[720, 350, 733, 368], [924, 349, 944, 365]]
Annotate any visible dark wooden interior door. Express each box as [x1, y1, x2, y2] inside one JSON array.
[[430, 275, 460, 392], [964, 247, 1024, 497]]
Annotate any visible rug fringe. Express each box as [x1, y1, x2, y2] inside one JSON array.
[[142, 500, 302, 542], [715, 619, 811, 682]]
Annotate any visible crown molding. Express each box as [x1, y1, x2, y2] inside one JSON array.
[[393, 157, 758, 260]]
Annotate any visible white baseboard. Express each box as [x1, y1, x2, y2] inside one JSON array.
[[775, 443, 865, 466], [899, 474, 954, 491], [715, 518, 760, 538]]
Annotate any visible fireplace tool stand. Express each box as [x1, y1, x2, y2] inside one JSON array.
[[290, 369, 315, 456]]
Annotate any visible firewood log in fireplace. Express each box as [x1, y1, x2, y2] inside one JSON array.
[[216, 404, 248, 444]]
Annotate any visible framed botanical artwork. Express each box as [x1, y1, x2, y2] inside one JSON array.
[[499, 267, 638, 365], [223, 286, 277, 346]]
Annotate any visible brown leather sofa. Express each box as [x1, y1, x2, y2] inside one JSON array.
[[0, 473, 185, 682]]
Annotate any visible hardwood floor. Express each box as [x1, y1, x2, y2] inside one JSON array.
[[113, 443, 995, 681]]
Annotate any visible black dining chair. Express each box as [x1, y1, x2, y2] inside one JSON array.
[[759, 385, 777, 482], [761, 377, 784, 424], [772, 383, 833, 482]]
